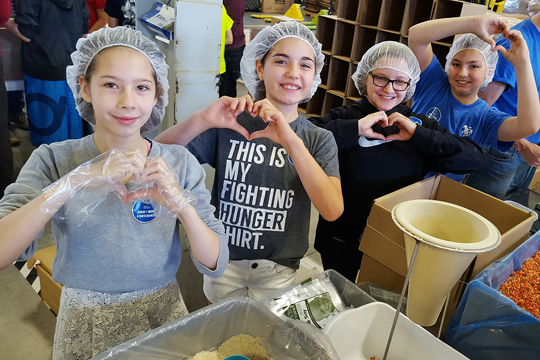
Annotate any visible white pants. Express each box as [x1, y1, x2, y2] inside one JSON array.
[[203, 259, 297, 303]]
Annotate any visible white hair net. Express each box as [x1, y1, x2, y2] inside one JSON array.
[[445, 33, 499, 92], [352, 41, 420, 103], [66, 27, 169, 132], [240, 22, 325, 103]]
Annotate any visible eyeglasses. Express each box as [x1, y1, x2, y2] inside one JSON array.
[[369, 72, 410, 92]]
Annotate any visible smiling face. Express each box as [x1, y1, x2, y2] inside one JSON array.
[[447, 49, 487, 101], [79, 46, 158, 140], [365, 65, 410, 111], [255, 37, 316, 107]]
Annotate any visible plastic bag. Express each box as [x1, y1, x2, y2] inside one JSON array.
[[445, 231, 540, 360], [261, 270, 374, 330], [41, 149, 196, 226], [529, 0, 540, 14], [90, 297, 340, 360], [502, 0, 531, 15], [264, 276, 347, 329]]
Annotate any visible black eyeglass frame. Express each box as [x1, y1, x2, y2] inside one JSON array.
[[368, 72, 411, 92]]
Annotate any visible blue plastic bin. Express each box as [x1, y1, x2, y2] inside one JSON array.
[[446, 231, 540, 359]]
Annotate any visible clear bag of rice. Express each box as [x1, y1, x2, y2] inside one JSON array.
[[89, 297, 339, 360]]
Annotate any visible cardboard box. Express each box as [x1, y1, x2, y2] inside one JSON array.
[[270, 15, 298, 26], [357, 175, 535, 328], [315, 15, 337, 54], [262, 0, 294, 14], [247, 28, 263, 44], [27, 246, 63, 315], [0, 27, 23, 81], [529, 168, 540, 193]]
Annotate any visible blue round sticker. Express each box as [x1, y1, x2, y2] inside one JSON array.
[[409, 116, 422, 126], [132, 201, 157, 223]]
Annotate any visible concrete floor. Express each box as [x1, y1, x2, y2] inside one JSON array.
[[0, 18, 324, 358], [0, 128, 57, 360]]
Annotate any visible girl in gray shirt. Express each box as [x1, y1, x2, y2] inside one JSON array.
[[0, 27, 228, 360]]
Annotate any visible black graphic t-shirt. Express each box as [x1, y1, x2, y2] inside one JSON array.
[[105, 0, 136, 27], [187, 112, 340, 269]]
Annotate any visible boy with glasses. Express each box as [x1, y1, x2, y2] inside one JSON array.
[[308, 42, 485, 282]]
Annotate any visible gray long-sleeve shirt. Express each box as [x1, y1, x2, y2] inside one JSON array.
[[0, 135, 228, 293]]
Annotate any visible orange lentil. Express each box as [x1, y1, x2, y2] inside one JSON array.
[[500, 249, 540, 320]]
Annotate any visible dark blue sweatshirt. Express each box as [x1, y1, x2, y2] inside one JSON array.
[[309, 98, 485, 254]]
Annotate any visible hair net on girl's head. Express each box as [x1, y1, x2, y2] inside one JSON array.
[[445, 33, 499, 91], [352, 41, 421, 103], [240, 21, 325, 103], [66, 27, 169, 132]]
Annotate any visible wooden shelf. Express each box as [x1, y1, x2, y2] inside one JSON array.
[[357, 0, 383, 27], [337, 0, 361, 23], [316, 15, 337, 54], [332, 20, 356, 59]]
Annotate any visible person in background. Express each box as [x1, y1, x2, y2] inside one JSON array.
[[219, 6, 234, 76], [4, 0, 28, 146], [408, 16, 540, 183], [220, 0, 245, 97], [465, 11, 540, 198], [105, 0, 135, 28], [0, 0, 13, 194], [87, 0, 108, 33], [14, 0, 89, 146]]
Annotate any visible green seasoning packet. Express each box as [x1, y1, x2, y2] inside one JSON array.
[[281, 293, 338, 329], [265, 275, 347, 329]]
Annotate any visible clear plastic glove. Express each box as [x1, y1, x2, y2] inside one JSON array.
[[40, 149, 196, 222], [41, 149, 146, 214], [125, 156, 196, 215]]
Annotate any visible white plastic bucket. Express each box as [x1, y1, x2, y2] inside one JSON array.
[[392, 200, 501, 326], [323, 302, 469, 360]]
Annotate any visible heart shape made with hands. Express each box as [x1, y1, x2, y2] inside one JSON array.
[[236, 111, 270, 135], [371, 123, 400, 139], [110, 159, 178, 206]]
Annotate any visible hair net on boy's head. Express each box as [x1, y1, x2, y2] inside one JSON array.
[[445, 33, 498, 91], [241, 21, 325, 103], [352, 41, 420, 103], [66, 27, 169, 132]]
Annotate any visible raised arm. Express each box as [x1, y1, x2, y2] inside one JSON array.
[[495, 31, 540, 141], [409, 16, 509, 72], [155, 96, 253, 146]]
